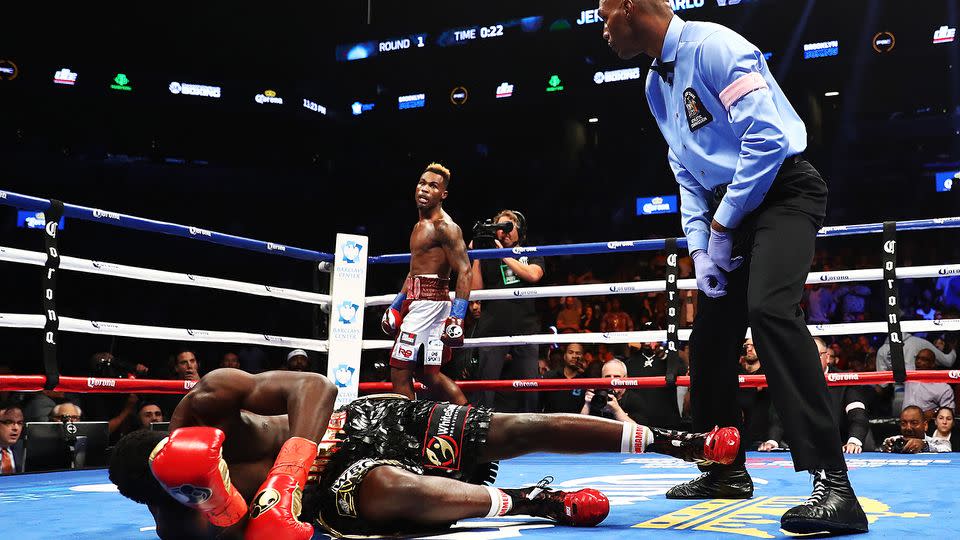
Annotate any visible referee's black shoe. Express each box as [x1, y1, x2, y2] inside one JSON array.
[[780, 469, 868, 535], [665, 465, 754, 499]]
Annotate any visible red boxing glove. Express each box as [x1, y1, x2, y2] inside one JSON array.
[[245, 437, 319, 540], [149, 427, 248, 527], [381, 307, 403, 337], [441, 317, 465, 347]]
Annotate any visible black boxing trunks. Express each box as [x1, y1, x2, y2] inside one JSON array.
[[304, 395, 497, 537]]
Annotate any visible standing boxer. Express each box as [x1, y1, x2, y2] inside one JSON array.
[[381, 163, 470, 405], [599, 0, 866, 534]]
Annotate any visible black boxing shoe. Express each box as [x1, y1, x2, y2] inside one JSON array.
[[780, 470, 868, 535], [665, 466, 754, 499]]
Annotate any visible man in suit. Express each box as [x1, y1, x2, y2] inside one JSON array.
[[760, 337, 871, 453], [0, 401, 24, 474]]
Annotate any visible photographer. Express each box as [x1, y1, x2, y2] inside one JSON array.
[[881, 406, 947, 453], [580, 359, 643, 422], [82, 352, 149, 440], [470, 210, 545, 412]]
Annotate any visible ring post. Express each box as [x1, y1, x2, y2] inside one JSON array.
[[326, 234, 369, 407]]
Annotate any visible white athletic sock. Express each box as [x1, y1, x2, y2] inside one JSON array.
[[620, 423, 654, 454], [483, 486, 513, 517]]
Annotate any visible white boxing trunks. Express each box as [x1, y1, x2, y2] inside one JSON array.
[[389, 299, 451, 373]]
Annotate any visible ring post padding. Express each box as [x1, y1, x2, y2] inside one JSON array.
[[326, 235, 368, 407], [42, 200, 65, 390], [882, 222, 906, 384], [664, 238, 680, 385]]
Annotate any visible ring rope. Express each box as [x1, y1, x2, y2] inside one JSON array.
[[364, 264, 960, 306], [2, 370, 957, 395], [0, 245, 332, 306], [0, 189, 334, 262], [366, 216, 960, 265], [0, 312, 329, 352], [360, 319, 960, 350]]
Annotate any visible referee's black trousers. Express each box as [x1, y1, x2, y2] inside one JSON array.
[[688, 158, 846, 473]]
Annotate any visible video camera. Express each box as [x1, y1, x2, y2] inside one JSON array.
[[471, 219, 514, 249], [588, 389, 611, 417], [92, 355, 136, 379]]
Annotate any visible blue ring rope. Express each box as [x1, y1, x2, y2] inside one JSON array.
[[0, 189, 334, 262], [4, 189, 957, 266]]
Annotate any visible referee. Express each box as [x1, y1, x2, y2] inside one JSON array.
[[599, 1, 866, 534]]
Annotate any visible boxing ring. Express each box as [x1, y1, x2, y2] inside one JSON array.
[[2, 189, 960, 538]]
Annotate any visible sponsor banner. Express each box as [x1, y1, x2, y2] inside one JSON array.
[[935, 170, 957, 192], [594, 67, 642, 84], [933, 25, 956, 44], [803, 40, 839, 59], [398, 93, 426, 109], [636, 195, 678, 215], [495, 82, 513, 98], [169, 81, 221, 98], [327, 234, 368, 407], [53, 68, 78, 85]]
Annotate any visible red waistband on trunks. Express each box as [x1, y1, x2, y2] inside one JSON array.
[[406, 275, 450, 301]]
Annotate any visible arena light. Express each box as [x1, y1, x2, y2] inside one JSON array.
[[824, 91, 840, 97], [588, 117, 599, 123]]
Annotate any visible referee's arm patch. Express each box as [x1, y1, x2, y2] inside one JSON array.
[[719, 72, 768, 111]]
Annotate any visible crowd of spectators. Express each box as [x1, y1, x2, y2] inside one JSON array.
[[0, 345, 321, 473], [1, 242, 958, 475]]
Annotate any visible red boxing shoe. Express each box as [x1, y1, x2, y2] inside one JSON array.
[[507, 477, 610, 527], [649, 425, 741, 465]]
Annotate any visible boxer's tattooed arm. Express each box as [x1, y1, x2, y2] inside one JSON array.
[[439, 221, 472, 301]]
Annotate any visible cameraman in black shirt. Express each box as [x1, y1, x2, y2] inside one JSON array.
[[581, 359, 644, 422], [469, 210, 545, 412]]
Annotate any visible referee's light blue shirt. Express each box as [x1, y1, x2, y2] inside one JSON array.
[[646, 16, 807, 253]]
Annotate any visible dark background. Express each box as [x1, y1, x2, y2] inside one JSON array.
[[1, 0, 958, 376]]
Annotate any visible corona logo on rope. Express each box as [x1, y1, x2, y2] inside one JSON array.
[[512, 380, 538, 388], [91, 209, 121, 220], [188, 226, 212, 237], [86, 378, 116, 388], [607, 241, 635, 250], [949, 370, 960, 380], [827, 372, 860, 382]]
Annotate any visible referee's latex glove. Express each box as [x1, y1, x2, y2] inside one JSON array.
[[707, 228, 743, 272], [692, 250, 728, 298]]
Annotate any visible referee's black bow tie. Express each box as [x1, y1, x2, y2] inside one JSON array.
[[651, 61, 675, 82]]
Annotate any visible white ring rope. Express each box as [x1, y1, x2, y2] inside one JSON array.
[[0, 312, 329, 352], [360, 318, 960, 350], [364, 264, 960, 306], [0, 245, 331, 306]]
